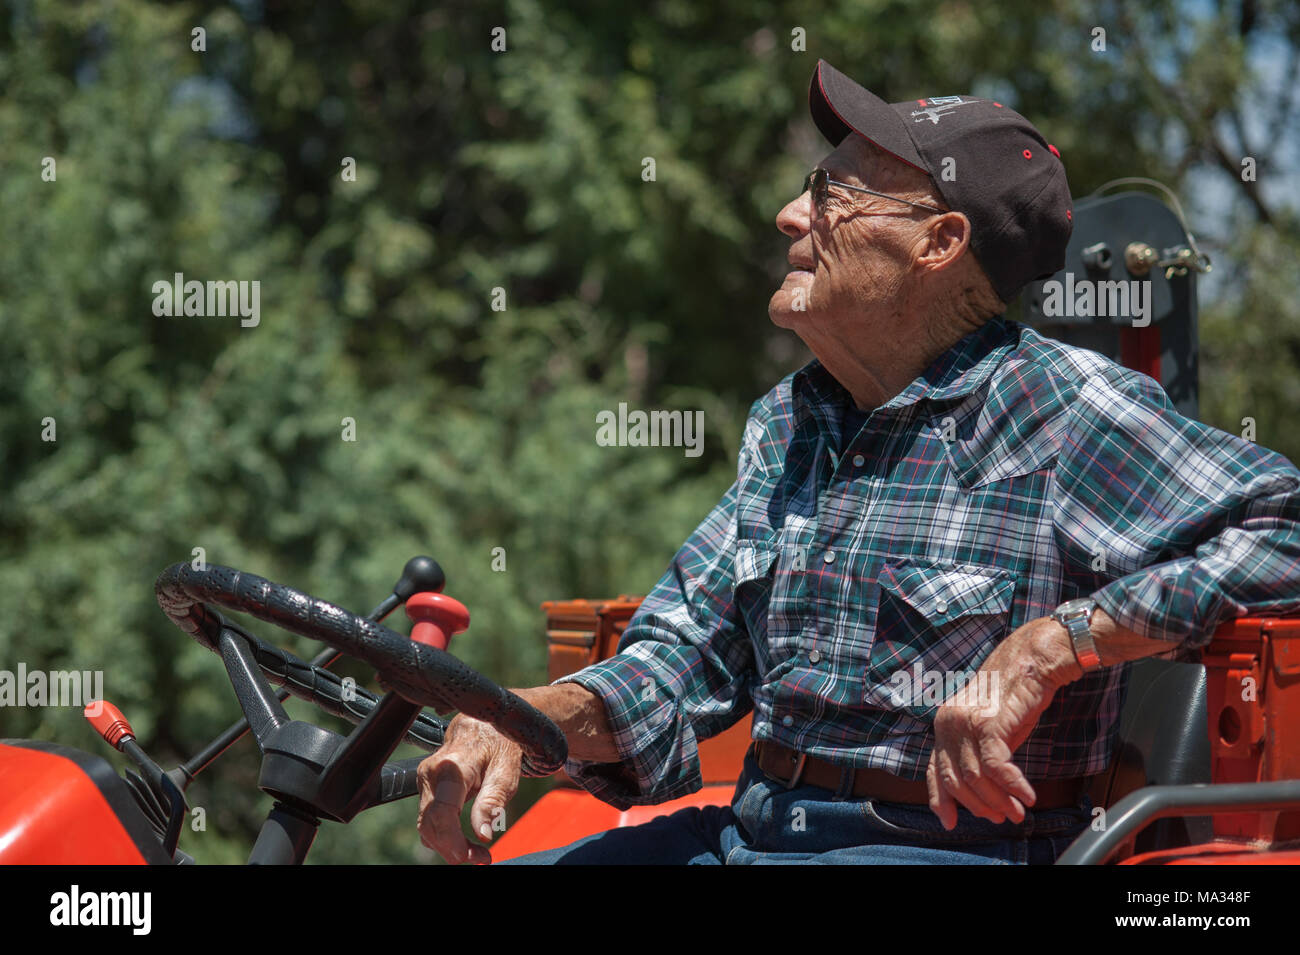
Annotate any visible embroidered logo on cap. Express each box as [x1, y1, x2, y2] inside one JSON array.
[[911, 96, 972, 125]]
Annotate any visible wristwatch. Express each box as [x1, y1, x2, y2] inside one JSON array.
[[1053, 597, 1103, 673]]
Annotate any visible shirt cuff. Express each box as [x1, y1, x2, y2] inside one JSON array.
[[551, 651, 704, 810], [1091, 559, 1247, 651]]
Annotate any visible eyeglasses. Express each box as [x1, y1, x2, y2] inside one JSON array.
[[802, 168, 946, 222]]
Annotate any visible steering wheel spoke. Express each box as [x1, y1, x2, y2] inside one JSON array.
[[223, 618, 448, 751], [217, 623, 290, 749], [316, 691, 425, 819]]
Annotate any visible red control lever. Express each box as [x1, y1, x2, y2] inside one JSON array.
[[85, 700, 135, 750], [405, 592, 470, 651]]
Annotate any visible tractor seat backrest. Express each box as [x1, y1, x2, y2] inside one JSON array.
[[1090, 657, 1213, 854]]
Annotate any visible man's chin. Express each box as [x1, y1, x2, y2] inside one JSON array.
[[769, 306, 818, 331], [768, 291, 812, 329]]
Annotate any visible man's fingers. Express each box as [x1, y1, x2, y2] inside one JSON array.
[[429, 775, 470, 856], [923, 629, 1067, 832], [934, 746, 1003, 824], [969, 780, 1026, 824], [956, 742, 1026, 823], [932, 726, 1039, 826], [470, 750, 521, 845], [417, 758, 477, 865], [926, 758, 959, 830], [984, 751, 1037, 808], [413, 716, 520, 866]]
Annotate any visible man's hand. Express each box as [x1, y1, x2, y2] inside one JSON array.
[[416, 714, 521, 865], [925, 616, 1080, 829], [413, 683, 618, 863], [925, 606, 1184, 829]]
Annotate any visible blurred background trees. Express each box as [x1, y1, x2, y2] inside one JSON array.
[[1, 0, 1296, 862]]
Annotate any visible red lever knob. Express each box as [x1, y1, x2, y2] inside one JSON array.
[[85, 700, 134, 750], [405, 592, 470, 651]]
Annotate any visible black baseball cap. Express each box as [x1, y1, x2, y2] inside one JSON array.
[[808, 59, 1072, 303]]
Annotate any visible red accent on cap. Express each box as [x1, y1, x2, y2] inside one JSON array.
[[993, 102, 1003, 107], [86, 700, 134, 749], [1066, 209, 1073, 221], [1048, 143, 1060, 158], [1023, 149, 1033, 160], [405, 591, 471, 651]]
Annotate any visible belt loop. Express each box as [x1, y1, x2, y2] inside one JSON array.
[[786, 752, 808, 790], [832, 763, 856, 802]]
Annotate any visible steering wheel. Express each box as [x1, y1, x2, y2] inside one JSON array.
[[154, 561, 567, 827]]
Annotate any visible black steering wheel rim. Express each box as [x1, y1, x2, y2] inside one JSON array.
[[154, 562, 567, 776]]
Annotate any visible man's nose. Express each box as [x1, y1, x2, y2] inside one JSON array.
[[776, 191, 811, 241]]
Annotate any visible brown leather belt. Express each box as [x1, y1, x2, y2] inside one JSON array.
[[753, 740, 1091, 811]]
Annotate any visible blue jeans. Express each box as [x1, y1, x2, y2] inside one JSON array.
[[499, 749, 1092, 864]]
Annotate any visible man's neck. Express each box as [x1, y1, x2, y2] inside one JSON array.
[[806, 316, 972, 411]]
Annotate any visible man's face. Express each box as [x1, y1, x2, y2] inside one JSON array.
[[769, 135, 938, 341]]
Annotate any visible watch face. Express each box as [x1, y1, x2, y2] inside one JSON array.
[[1057, 598, 1095, 616]]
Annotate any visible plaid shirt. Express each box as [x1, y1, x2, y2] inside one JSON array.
[[556, 317, 1300, 808]]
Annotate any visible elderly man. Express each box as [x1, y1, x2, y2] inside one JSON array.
[[416, 61, 1300, 864]]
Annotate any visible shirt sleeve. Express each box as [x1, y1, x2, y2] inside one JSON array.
[[550, 477, 756, 809], [1053, 372, 1300, 649]]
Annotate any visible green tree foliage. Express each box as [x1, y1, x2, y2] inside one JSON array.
[[1, 0, 1296, 862]]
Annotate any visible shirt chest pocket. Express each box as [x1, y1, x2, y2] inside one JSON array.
[[866, 560, 1018, 717]]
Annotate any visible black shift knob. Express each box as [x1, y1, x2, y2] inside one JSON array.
[[393, 556, 445, 600]]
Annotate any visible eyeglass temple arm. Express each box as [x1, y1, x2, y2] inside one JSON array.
[[832, 180, 946, 214]]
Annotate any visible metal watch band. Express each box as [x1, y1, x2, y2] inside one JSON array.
[[1055, 598, 1102, 672]]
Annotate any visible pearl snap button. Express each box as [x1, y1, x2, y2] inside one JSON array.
[[823, 551, 836, 564], [809, 650, 822, 664], [852, 454, 865, 467], [782, 715, 794, 727], [935, 599, 949, 614]]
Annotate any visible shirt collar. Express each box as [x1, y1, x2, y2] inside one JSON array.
[[792, 315, 1019, 416]]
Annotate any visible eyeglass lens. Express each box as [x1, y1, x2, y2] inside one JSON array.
[[803, 169, 827, 223]]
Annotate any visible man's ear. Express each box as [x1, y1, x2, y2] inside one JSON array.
[[912, 211, 971, 276]]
